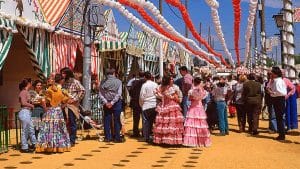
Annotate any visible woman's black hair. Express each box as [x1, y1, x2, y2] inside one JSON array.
[[161, 76, 171, 86], [271, 66, 282, 77], [144, 71, 152, 80], [60, 67, 74, 80], [19, 78, 32, 91], [218, 83, 225, 87], [194, 77, 201, 86], [33, 79, 42, 88], [55, 73, 64, 83]]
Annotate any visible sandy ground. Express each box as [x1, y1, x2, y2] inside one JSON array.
[[0, 108, 299, 169]]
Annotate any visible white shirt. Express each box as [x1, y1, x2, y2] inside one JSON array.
[[228, 80, 238, 90], [212, 85, 229, 101], [270, 77, 287, 97], [126, 78, 137, 87], [139, 80, 158, 111]]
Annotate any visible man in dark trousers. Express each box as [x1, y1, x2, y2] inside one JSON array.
[[128, 71, 145, 137], [242, 73, 262, 135], [99, 68, 123, 143], [61, 67, 85, 147]]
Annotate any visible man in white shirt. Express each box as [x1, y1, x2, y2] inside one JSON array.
[[126, 74, 136, 91], [267, 67, 287, 140], [139, 71, 158, 142]]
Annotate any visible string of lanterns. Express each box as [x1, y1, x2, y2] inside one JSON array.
[[232, 0, 241, 66], [118, 0, 220, 66], [98, 0, 217, 67], [165, 0, 230, 68], [205, 0, 235, 66], [130, 0, 219, 63], [244, 0, 258, 66]]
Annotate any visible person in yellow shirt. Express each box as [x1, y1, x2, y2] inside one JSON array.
[[35, 74, 71, 153]]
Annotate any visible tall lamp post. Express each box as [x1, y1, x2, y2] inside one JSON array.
[[82, 2, 105, 111], [273, 12, 284, 69]]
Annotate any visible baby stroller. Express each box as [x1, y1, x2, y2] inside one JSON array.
[[77, 105, 104, 142]]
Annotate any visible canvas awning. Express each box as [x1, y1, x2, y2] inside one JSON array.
[[0, 18, 14, 70], [39, 0, 71, 26], [0, 17, 17, 32], [98, 40, 126, 52]]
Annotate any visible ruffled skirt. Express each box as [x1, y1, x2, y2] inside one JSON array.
[[35, 107, 71, 153], [183, 105, 211, 147], [153, 102, 184, 145]]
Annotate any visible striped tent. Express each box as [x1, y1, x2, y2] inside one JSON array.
[[51, 34, 82, 73], [143, 54, 159, 74], [39, 0, 71, 26], [119, 32, 128, 42], [17, 25, 51, 80], [0, 18, 15, 70]]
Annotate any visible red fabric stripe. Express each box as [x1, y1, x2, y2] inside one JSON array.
[[39, 0, 70, 26]]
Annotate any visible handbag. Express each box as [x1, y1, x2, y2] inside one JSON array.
[[228, 104, 237, 114]]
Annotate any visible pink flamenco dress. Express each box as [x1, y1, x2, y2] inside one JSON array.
[[183, 85, 211, 147], [153, 86, 184, 145]]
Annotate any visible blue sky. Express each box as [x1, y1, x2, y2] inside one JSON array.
[[110, 0, 300, 63]]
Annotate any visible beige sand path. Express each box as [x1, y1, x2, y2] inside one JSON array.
[[0, 112, 299, 169]]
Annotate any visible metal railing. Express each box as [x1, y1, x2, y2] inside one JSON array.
[[0, 106, 9, 153]]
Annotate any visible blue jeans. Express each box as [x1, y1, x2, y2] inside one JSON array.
[[104, 100, 122, 141], [142, 108, 157, 141], [18, 109, 36, 150], [68, 108, 77, 145], [182, 95, 190, 117], [267, 104, 277, 132], [216, 101, 228, 133]]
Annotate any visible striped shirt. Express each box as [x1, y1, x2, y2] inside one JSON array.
[[63, 78, 85, 102]]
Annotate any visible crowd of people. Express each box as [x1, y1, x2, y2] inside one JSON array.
[[18, 67, 85, 153], [17, 65, 299, 153], [125, 65, 298, 146]]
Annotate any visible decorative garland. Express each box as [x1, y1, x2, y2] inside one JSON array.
[[165, 0, 229, 67], [231, 0, 241, 66], [244, 0, 258, 66], [118, 0, 219, 66], [205, 0, 235, 66], [130, 0, 218, 63], [99, 0, 216, 66]]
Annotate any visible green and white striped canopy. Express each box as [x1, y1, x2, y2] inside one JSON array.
[[0, 18, 15, 70], [98, 40, 126, 52], [0, 18, 17, 32]]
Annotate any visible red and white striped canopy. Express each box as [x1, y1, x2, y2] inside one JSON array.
[[39, 0, 71, 26]]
